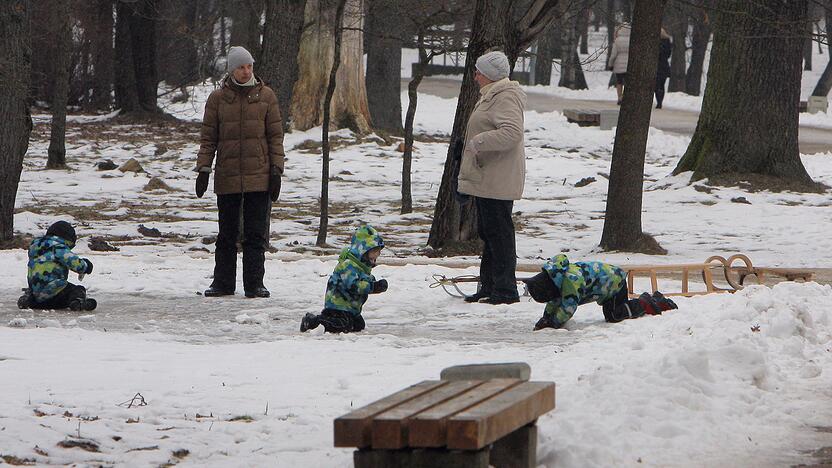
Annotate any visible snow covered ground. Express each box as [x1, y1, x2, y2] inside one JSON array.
[[2, 27, 832, 467]]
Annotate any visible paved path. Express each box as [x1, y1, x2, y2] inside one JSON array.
[[411, 77, 832, 154]]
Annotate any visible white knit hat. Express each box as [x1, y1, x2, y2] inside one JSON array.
[[475, 51, 510, 81], [227, 46, 255, 72]]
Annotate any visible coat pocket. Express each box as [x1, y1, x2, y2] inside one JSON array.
[[458, 145, 483, 183]]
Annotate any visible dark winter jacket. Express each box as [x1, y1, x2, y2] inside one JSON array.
[[657, 37, 672, 79], [324, 225, 384, 316], [196, 75, 286, 195], [27, 235, 89, 301], [541, 254, 627, 328]]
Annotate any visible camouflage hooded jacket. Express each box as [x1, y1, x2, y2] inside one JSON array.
[[542, 254, 626, 328], [27, 236, 88, 301], [324, 225, 384, 316]]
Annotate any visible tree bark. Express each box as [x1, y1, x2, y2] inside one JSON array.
[[600, 0, 667, 253], [811, 5, 832, 96], [47, 0, 71, 169], [114, 1, 139, 112], [578, 0, 589, 54], [157, 0, 199, 86], [317, 0, 347, 247], [558, 1, 588, 90], [229, 0, 264, 53], [684, 5, 710, 96], [88, 0, 115, 110], [534, 25, 557, 85], [667, 3, 688, 92], [291, 0, 371, 133], [260, 0, 307, 130], [365, 0, 403, 135], [0, 0, 33, 243], [115, 0, 159, 113], [427, 0, 558, 251], [673, 0, 815, 190], [402, 38, 433, 215]]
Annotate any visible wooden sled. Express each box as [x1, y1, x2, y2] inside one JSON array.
[[430, 254, 815, 299]]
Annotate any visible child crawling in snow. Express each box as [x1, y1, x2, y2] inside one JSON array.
[[18, 221, 97, 311], [523, 254, 677, 330], [300, 225, 388, 333]]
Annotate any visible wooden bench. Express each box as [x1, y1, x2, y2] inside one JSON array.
[[334, 377, 555, 468], [563, 108, 601, 126]]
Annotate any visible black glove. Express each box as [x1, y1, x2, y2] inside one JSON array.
[[269, 166, 281, 202], [84, 259, 94, 274], [371, 279, 388, 294], [195, 171, 209, 198]]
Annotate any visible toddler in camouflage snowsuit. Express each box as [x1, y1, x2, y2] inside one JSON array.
[[523, 254, 676, 330], [18, 221, 97, 311], [300, 225, 388, 333]]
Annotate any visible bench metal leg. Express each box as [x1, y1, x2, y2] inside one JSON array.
[[489, 423, 537, 468], [354, 448, 489, 468]]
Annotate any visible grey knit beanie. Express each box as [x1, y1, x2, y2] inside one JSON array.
[[227, 46, 255, 72], [475, 51, 510, 81]]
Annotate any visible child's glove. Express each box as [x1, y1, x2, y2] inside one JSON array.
[[371, 279, 388, 294], [269, 166, 281, 202], [84, 259, 94, 274], [195, 171, 209, 198]]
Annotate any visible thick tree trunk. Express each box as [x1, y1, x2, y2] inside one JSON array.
[[674, 0, 815, 190], [317, 0, 347, 247], [684, 6, 710, 96], [0, 0, 33, 243], [578, 1, 589, 54], [229, 0, 264, 52], [534, 26, 557, 86], [365, 0, 403, 135], [260, 0, 306, 130], [291, 0, 371, 133], [115, 0, 159, 113], [157, 0, 199, 86], [47, 0, 71, 169], [88, 0, 114, 110], [667, 4, 688, 92], [600, 0, 667, 253], [114, 1, 139, 112], [811, 6, 832, 96], [558, 1, 588, 90]]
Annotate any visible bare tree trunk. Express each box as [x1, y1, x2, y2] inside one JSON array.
[[115, 0, 159, 113], [260, 0, 307, 130], [366, 0, 403, 135], [402, 37, 433, 215], [47, 0, 71, 169], [291, 0, 371, 133], [578, 0, 589, 54], [804, 20, 813, 71], [0, 0, 33, 243], [812, 4, 832, 96], [88, 0, 114, 110], [229, 0, 264, 52], [558, 1, 588, 89], [534, 26, 557, 86], [674, 0, 816, 190], [684, 4, 710, 96], [667, 3, 688, 92], [157, 0, 199, 86], [317, 0, 347, 247], [600, 0, 667, 253], [114, 1, 139, 112]]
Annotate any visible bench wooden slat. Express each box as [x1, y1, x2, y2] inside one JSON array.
[[371, 380, 484, 449], [446, 381, 555, 450], [408, 378, 522, 448], [334, 380, 447, 448]]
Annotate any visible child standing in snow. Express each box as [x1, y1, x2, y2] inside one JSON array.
[[523, 254, 676, 330], [300, 225, 388, 333], [18, 221, 97, 311]]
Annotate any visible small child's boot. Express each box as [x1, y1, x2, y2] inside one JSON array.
[[17, 289, 32, 310], [533, 315, 555, 331], [69, 297, 96, 311], [300, 313, 320, 332], [651, 291, 677, 311]]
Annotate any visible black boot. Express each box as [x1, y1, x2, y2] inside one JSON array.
[[300, 313, 319, 332], [17, 289, 31, 310], [245, 287, 270, 298], [464, 291, 491, 303], [204, 286, 235, 297], [69, 297, 97, 311]]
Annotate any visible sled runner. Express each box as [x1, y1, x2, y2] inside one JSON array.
[[430, 254, 814, 299]]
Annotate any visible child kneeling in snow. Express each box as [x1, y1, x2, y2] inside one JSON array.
[[523, 254, 676, 330], [18, 221, 97, 311], [300, 225, 388, 333]]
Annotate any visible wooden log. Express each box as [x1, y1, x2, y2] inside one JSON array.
[[371, 380, 483, 449], [446, 382, 555, 450], [409, 379, 521, 447], [335, 380, 447, 448]]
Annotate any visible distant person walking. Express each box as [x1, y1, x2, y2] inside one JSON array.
[[194, 46, 285, 299], [608, 25, 631, 105], [457, 51, 527, 305], [655, 28, 672, 109]]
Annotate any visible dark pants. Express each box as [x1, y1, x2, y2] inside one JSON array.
[[655, 75, 668, 107], [212, 191, 271, 292], [475, 197, 518, 299], [317, 308, 366, 333], [30, 283, 86, 310], [601, 282, 645, 323]]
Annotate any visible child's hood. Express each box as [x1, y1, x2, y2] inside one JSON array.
[[30, 235, 72, 256], [542, 253, 571, 286], [342, 225, 384, 266]]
